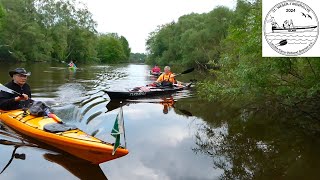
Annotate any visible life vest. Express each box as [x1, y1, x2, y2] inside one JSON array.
[[156, 72, 176, 85], [152, 66, 161, 73]]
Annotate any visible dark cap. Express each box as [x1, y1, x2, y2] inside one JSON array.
[[9, 68, 31, 77]]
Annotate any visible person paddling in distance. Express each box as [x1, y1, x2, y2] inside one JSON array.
[[68, 60, 77, 68], [0, 68, 32, 110], [68, 60, 74, 67], [156, 66, 177, 87], [152, 64, 161, 73]]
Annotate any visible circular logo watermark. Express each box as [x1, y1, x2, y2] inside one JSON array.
[[264, 0, 319, 56]]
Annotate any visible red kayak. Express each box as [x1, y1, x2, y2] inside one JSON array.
[[149, 71, 162, 77]]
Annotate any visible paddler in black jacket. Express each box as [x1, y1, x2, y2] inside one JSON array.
[[0, 68, 32, 110]]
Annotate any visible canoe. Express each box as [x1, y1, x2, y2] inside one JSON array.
[[149, 71, 162, 77], [105, 83, 191, 100], [272, 25, 317, 33], [0, 110, 128, 164]]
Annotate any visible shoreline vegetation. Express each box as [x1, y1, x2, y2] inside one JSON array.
[[145, 0, 320, 124], [0, 0, 137, 64], [0, 0, 319, 125]]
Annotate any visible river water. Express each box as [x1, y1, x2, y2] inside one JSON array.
[[0, 63, 320, 180]]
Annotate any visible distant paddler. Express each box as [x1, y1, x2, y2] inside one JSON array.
[[68, 60, 77, 71], [152, 65, 161, 73], [149, 64, 161, 77]]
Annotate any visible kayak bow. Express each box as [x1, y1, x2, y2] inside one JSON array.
[[105, 83, 191, 100], [0, 110, 128, 164]]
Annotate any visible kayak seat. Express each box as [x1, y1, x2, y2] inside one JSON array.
[[43, 123, 77, 133]]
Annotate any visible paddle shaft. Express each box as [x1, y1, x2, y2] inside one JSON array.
[[0, 83, 23, 97], [174, 67, 194, 77], [167, 67, 194, 78]]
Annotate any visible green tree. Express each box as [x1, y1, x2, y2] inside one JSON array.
[[96, 33, 128, 63], [129, 53, 146, 63], [0, 0, 52, 61], [146, 0, 320, 116], [198, 0, 320, 117], [0, 0, 128, 63], [120, 36, 131, 60], [146, 7, 233, 67]]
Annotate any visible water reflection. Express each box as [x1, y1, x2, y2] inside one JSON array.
[[0, 123, 108, 179], [1, 63, 214, 179], [67, 69, 76, 82], [0, 139, 29, 175], [160, 97, 174, 114], [105, 95, 192, 117], [44, 153, 107, 180], [0, 126, 33, 175], [2, 63, 319, 179], [189, 101, 320, 179]]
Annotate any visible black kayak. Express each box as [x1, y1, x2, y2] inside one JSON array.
[[105, 83, 191, 100]]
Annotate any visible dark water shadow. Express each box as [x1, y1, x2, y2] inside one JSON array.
[[0, 123, 108, 179], [44, 153, 107, 180], [105, 95, 193, 117]]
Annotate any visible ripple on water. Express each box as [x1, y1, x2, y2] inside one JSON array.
[[55, 83, 86, 105], [1, 64, 216, 180]]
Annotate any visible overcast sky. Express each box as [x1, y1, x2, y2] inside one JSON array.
[[81, 0, 236, 53]]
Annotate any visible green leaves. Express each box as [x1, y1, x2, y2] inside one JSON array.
[[146, 7, 233, 67], [149, 0, 320, 113], [96, 33, 130, 63], [129, 53, 146, 63], [196, 0, 320, 113], [0, 0, 129, 63]]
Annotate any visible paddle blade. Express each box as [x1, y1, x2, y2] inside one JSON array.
[[278, 39, 287, 46], [181, 67, 195, 74]]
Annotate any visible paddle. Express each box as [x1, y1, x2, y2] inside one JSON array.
[[0, 83, 62, 123], [277, 39, 287, 46], [174, 67, 195, 77], [0, 83, 22, 97]]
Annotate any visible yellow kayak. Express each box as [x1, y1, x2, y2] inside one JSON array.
[[0, 110, 128, 164]]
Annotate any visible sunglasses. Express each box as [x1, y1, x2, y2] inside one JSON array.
[[16, 74, 28, 78]]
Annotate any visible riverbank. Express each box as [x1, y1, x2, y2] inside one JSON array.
[[1, 63, 320, 179]]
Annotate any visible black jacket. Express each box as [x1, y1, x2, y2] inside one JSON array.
[[0, 81, 32, 110]]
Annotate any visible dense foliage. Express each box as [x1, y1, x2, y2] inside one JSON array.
[[129, 52, 146, 63], [146, 6, 233, 67], [146, 0, 320, 117], [96, 33, 130, 63], [0, 0, 130, 63]]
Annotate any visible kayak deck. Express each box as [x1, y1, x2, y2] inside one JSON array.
[[0, 110, 128, 164], [105, 84, 189, 100]]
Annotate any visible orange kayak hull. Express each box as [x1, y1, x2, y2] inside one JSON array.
[[0, 110, 128, 164]]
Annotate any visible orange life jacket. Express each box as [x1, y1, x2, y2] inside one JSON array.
[[156, 72, 176, 84]]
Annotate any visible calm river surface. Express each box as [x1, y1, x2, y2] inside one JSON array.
[[1, 63, 320, 180]]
